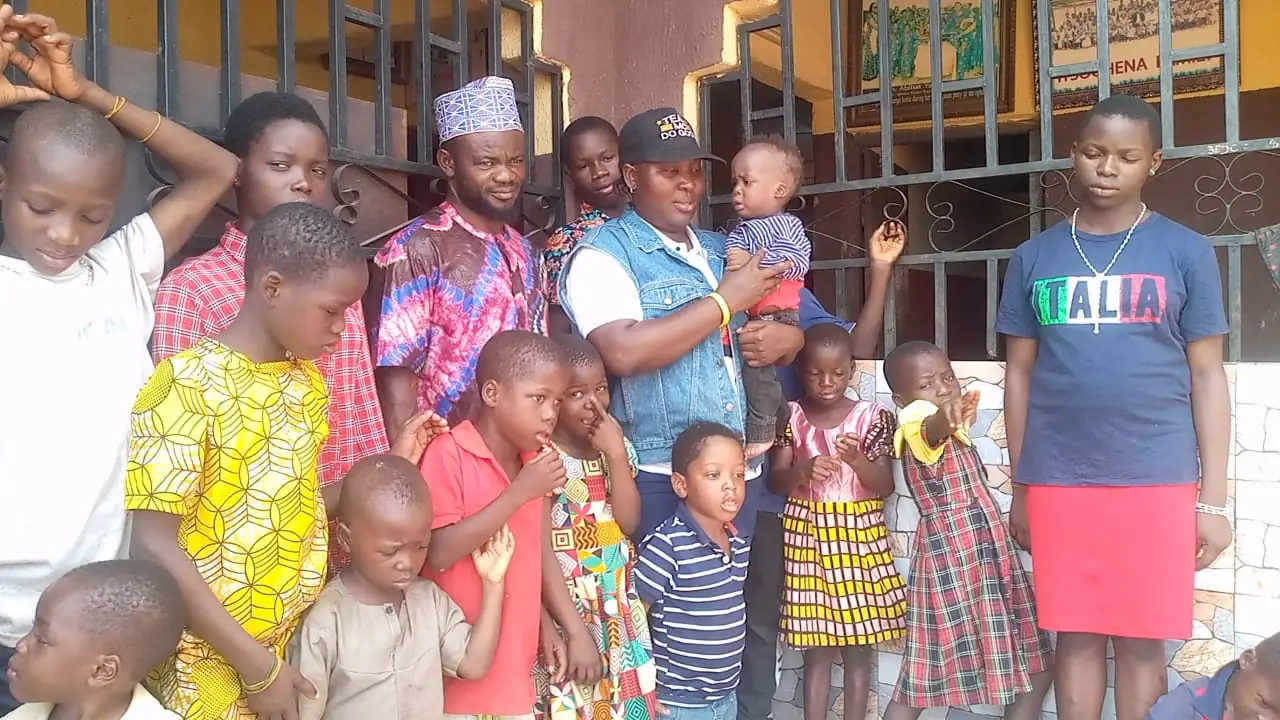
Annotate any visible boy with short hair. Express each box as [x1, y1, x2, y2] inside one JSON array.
[[1145, 633, 1280, 720], [151, 92, 389, 558], [544, 116, 625, 335], [416, 330, 573, 719], [126, 202, 370, 720], [0, 9, 237, 712], [294, 454, 513, 720], [634, 422, 751, 719], [5, 559, 187, 720], [725, 136, 812, 459]]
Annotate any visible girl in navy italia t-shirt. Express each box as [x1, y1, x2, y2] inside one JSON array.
[[997, 94, 1233, 720]]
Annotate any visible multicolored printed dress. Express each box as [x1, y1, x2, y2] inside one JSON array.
[[373, 201, 545, 424], [891, 400, 1052, 707], [543, 203, 607, 305], [779, 400, 907, 648], [534, 441, 659, 720]]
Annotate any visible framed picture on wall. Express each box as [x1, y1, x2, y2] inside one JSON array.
[[844, 0, 1016, 126], [1034, 0, 1225, 109]]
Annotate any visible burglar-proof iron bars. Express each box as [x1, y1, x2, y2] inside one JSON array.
[[4, 0, 563, 215], [700, 0, 1269, 361]]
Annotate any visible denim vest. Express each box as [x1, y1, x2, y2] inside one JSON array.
[[559, 210, 747, 466]]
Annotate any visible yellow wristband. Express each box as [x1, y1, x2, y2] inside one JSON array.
[[707, 292, 732, 329]]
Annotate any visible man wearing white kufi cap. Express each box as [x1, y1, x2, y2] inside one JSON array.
[[371, 76, 545, 436], [369, 76, 554, 720]]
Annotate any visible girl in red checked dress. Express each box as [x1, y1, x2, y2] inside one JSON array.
[[881, 341, 1052, 720]]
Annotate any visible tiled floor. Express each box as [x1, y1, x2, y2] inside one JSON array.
[[765, 362, 1280, 720]]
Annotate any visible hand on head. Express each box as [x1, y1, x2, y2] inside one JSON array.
[[0, 9, 86, 103], [0, 5, 49, 106]]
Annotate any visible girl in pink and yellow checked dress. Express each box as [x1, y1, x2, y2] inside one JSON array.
[[768, 323, 906, 720]]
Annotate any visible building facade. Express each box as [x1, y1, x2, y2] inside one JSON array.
[[7, 1, 1278, 719]]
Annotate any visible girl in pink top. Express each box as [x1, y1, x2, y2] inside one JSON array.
[[769, 324, 907, 720]]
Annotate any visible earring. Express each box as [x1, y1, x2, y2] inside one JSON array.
[[1149, 169, 1156, 176]]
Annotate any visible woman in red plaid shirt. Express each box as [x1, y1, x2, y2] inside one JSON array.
[[883, 341, 1052, 720]]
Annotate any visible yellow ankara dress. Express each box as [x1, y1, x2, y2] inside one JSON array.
[[126, 338, 330, 720]]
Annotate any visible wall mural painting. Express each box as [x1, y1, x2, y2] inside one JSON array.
[[845, 0, 1016, 125], [1037, 0, 1225, 109]]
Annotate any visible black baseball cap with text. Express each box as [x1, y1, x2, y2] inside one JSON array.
[[618, 107, 723, 165]]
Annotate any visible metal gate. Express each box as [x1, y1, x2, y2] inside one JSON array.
[[700, 0, 1275, 361], [4, 0, 563, 254]]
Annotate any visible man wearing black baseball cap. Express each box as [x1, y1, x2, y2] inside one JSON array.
[[557, 106, 804, 541]]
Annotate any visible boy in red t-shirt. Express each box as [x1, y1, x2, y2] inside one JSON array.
[[417, 330, 571, 718]]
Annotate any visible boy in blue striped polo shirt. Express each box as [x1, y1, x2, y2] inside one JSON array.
[[635, 422, 751, 720]]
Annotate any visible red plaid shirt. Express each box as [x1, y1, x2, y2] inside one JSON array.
[[152, 224, 390, 487]]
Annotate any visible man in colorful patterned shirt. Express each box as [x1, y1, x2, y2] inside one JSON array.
[[543, 116, 625, 334], [373, 76, 544, 438], [152, 92, 388, 493]]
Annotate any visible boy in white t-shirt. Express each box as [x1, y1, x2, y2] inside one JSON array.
[[0, 9, 237, 712], [4, 560, 186, 720]]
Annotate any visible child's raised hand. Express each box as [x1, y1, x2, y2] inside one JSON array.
[[0, 6, 49, 106], [390, 410, 449, 465], [514, 447, 567, 501], [868, 219, 906, 267], [960, 389, 981, 428], [3, 12, 86, 101], [472, 524, 515, 584], [726, 247, 752, 272], [585, 395, 626, 459]]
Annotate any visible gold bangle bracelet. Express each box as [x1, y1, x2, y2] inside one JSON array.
[[139, 112, 163, 144], [104, 95, 126, 120], [707, 292, 732, 329], [242, 653, 280, 695]]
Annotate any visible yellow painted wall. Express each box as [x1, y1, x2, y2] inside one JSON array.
[[22, 0, 560, 154], [742, 0, 1273, 136]]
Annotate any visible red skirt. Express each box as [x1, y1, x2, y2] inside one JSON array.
[[1026, 483, 1197, 640]]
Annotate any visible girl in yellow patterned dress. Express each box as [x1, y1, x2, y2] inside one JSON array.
[[126, 204, 372, 720]]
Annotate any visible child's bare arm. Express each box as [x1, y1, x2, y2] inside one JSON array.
[[606, 455, 641, 536], [848, 220, 905, 358], [726, 247, 752, 272], [130, 511, 277, 684], [6, 14, 237, 259], [425, 450, 564, 571], [852, 455, 894, 498], [1187, 336, 1231, 569], [1003, 338, 1037, 479], [456, 527, 513, 679], [767, 442, 800, 495], [540, 497, 602, 683], [78, 83, 236, 259], [455, 579, 503, 679]]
